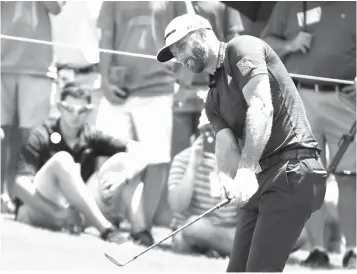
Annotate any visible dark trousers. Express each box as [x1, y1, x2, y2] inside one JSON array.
[[227, 158, 327, 272]]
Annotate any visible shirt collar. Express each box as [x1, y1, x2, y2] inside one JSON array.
[[216, 42, 227, 69]]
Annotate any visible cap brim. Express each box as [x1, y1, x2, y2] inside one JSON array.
[[156, 46, 174, 63]]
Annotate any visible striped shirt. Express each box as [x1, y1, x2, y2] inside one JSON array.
[[168, 147, 238, 228]]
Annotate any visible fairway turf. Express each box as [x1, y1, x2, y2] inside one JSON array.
[[0, 214, 347, 272]]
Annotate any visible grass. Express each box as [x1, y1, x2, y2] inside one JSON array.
[[0, 214, 350, 272]]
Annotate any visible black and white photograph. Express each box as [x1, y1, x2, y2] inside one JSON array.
[[0, 0, 356, 272]]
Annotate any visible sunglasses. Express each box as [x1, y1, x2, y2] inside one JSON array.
[[59, 101, 93, 115]]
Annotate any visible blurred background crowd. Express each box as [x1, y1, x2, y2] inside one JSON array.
[[0, 1, 356, 269]]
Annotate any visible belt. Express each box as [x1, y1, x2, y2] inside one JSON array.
[[294, 80, 348, 93], [259, 148, 320, 171]]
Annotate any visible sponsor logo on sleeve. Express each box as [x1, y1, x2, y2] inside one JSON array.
[[237, 57, 253, 76]]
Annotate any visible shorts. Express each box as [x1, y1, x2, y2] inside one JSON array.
[[299, 87, 356, 172], [1, 73, 54, 127], [96, 94, 173, 164]]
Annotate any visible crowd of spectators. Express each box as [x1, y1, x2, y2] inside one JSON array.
[[1, 1, 355, 269]]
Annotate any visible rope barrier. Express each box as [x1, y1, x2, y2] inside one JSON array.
[[0, 34, 355, 85]]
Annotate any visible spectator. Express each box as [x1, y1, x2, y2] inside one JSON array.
[[1, 1, 64, 212], [95, 1, 185, 245], [170, 1, 245, 159], [168, 111, 238, 257], [13, 82, 148, 243], [261, 1, 356, 269], [50, 1, 103, 125]]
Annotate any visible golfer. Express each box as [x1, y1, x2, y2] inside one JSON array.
[[156, 14, 327, 272]]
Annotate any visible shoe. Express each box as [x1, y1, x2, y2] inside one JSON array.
[[302, 248, 330, 268], [131, 230, 154, 247], [343, 249, 356, 269], [100, 227, 127, 245], [205, 249, 224, 259]]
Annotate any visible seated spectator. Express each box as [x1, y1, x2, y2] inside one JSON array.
[[168, 113, 237, 257], [168, 111, 309, 257], [13, 82, 148, 244]]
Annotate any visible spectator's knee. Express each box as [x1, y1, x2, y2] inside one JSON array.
[[182, 216, 207, 244], [50, 151, 77, 172]]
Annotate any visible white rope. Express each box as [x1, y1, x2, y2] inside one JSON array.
[[289, 73, 354, 85], [0, 34, 171, 62], [0, 34, 355, 85]]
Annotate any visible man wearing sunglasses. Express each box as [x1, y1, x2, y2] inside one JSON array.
[[13, 82, 149, 244]]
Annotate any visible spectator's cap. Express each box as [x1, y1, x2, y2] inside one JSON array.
[[156, 14, 212, 63]]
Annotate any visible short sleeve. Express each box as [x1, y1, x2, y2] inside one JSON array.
[[225, 6, 245, 40], [226, 36, 268, 90], [260, 2, 289, 40], [89, 127, 127, 156], [16, 127, 46, 177], [205, 90, 229, 134], [97, 1, 115, 30]]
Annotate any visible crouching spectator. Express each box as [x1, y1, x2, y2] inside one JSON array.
[[167, 115, 237, 257], [13, 82, 148, 244]]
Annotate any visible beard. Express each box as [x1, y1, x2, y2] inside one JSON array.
[[190, 40, 207, 73]]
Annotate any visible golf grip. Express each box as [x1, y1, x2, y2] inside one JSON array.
[[130, 198, 231, 261]]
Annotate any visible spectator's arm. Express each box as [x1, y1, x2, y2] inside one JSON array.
[[41, 1, 65, 15], [90, 128, 127, 157], [260, 2, 292, 59], [225, 7, 244, 41], [90, 127, 149, 175], [167, 150, 197, 213], [97, 1, 115, 79]]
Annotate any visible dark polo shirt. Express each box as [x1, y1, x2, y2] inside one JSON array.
[[205, 36, 319, 160], [261, 2, 356, 80], [16, 118, 127, 182]]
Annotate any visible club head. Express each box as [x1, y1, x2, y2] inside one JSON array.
[[104, 253, 125, 267]]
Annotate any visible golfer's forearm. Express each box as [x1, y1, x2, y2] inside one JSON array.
[[238, 103, 273, 172], [215, 129, 241, 179], [168, 160, 197, 213], [99, 30, 113, 79], [261, 36, 292, 59], [15, 176, 64, 216]]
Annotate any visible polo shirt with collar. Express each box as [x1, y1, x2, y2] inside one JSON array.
[[16, 117, 127, 183], [205, 35, 320, 161], [261, 1, 356, 80]]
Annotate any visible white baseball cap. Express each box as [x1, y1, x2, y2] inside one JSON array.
[[156, 14, 212, 63]]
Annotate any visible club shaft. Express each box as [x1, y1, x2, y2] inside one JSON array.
[[121, 198, 231, 265]]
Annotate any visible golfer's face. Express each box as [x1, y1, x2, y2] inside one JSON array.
[[59, 96, 92, 128], [170, 32, 208, 73]]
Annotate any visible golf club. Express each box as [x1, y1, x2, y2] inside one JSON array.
[[104, 198, 231, 267]]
